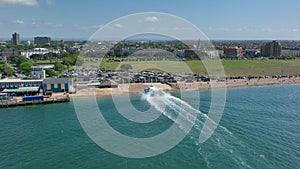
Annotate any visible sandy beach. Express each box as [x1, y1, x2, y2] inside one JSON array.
[[62, 76, 300, 98]]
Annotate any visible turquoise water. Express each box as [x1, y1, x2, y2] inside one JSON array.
[[1, 84, 300, 169]]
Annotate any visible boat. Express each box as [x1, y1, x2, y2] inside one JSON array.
[[143, 85, 154, 94], [143, 85, 164, 96], [144, 86, 151, 94]]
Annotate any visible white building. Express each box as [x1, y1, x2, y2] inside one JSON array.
[[31, 65, 54, 79], [281, 49, 300, 56], [0, 78, 43, 90], [21, 48, 60, 58]]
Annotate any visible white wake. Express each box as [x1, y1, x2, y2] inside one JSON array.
[[141, 86, 256, 169]]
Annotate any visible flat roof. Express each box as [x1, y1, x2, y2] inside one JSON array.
[[2, 87, 39, 93], [0, 78, 43, 83], [32, 65, 54, 69], [43, 78, 70, 84]]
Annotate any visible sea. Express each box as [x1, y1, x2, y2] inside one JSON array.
[[1, 84, 300, 169]]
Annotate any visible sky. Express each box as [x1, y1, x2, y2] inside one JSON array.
[[0, 0, 300, 40]]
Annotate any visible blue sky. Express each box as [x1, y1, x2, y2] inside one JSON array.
[[0, 0, 300, 40]]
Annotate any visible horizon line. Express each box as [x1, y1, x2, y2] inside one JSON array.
[[1, 37, 300, 42]]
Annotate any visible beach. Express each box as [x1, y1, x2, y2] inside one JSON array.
[[66, 76, 300, 98]]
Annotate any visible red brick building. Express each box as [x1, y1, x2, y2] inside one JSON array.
[[223, 46, 243, 58]]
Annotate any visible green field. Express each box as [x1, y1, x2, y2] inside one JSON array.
[[221, 60, 300, 76], [83, 59, 300, 76]]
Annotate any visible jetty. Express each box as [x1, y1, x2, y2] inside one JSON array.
[[0, 95, 70, 108]]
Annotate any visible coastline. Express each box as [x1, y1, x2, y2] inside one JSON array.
[[5, 77, 296, 107], [66, 76, 300, 98]]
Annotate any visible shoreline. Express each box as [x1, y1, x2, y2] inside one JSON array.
[[2, 77, 299, 108], [67, 77, 300, 98]]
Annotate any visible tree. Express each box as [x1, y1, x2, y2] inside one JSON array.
[[123, 51, 130, 57], [75, 55, 84, 66], [0, 62, 14, 77], [30, 54, 43, 60], [20, 62, 33, 75], [54, 62, 65, 71], [106, 51, 115, 58], [16, 56, 29, 67], [63, 57, 75, 66], [46, 69, 58, 77]]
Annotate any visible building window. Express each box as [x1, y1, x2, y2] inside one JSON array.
[[47, 84, 51, 90], [61, 83, 65, 90]]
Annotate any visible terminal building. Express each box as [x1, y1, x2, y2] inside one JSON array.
[[0, 78, 43, 90], [0, 78, 71, 93]]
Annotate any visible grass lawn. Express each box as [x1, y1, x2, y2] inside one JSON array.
[[82, 58, 300, 76], [221, 60, 300, 76]]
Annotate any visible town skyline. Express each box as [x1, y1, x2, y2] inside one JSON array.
[[2, 31, 300, 42], [0, 0, 300, 40]]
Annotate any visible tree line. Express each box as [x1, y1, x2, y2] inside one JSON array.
[[3, 51, 83, 78]]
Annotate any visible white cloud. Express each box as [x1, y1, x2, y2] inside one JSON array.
[[54, 23, 63, 28], [93, 25, 103, 29], [77, 25, 103, 32], [29, 18, 64, 29], [13, 20, 25, 24], [46, 0, 54, 5], [172, 27, 193, 31], [114, 23, 123, 28], [145, 16, 159, 22], [0, 0, 38, 7], [43, 22, 64, 28], [291, 29, 300, 32], [31, 18, 37, 25], [207, 27, 231, 32], [45, 22, 63, 28]]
